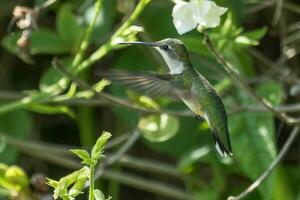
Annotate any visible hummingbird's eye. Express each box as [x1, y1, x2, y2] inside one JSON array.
[[160, 45, 169, 51]]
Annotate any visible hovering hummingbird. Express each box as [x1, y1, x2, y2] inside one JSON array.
[[102, 38, 233, 157]]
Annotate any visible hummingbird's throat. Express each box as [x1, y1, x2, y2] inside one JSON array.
[[158, 50, 185, 74]]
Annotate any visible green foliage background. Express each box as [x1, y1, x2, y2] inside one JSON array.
[[0, 0, 299, 200]]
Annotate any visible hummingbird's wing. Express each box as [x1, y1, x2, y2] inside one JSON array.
[[97, 71, 184, 98]]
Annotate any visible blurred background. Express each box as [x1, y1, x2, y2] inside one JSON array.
[[0, 0, 299, 199]]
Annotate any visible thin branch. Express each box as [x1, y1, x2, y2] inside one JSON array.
[[283, 1, 300, 15], [0, 90, 24, 100], [272, 0, 283, 26], [203, 35, 300, 125], [245, 0, 300, 15], [229, 103, 300, 114], [245, 0, 274, 13], [39, 0, 59, 10], [248, 48, 300, 85], [0, 90, 108, 106], [102, 170, 192, 200], [119, 154, 203, 187], [227, 126, 299, 200], [0, 131, 130, 157]]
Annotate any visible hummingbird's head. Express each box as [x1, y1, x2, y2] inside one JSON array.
[[119, 38, 190, 74], [154, 38, 190, 64]]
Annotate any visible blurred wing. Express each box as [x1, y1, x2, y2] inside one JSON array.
[[98, 71, 183, 98]]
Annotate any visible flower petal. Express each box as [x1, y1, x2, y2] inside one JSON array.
[[172, 2, 198, 35], [191, 0, 211, 17], [210, 1, 227, 15], [200, 1, 227, 28]]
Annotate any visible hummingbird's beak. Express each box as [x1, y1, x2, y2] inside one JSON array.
[[118, 41, 159, 47]]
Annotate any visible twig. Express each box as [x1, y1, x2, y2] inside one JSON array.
[[272, 0, 283, 26], [227, 126, 299, 200], [203, 35, 300, 125], [245, 0, 275, 13], [0, 131, 131, 157], [248, 48, 300, 85], [229, 103, 300, 114], [245, 0, 300, 15], [39, 0, 59, 10], [119, 154, 203, 187], [102, 170, 192, 200], [283, 1, 300, 15]]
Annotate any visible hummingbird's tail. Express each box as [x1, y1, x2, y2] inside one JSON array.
[[211, 130, 233, 157], [195, 115, 233, 157]]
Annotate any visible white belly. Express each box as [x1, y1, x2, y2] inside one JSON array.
[[180, 95, 204, 116]]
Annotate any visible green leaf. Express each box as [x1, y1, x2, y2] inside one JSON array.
[[242, 27, 268, 41], [138, 114, 179, 142], [228, 82, 282, 199], [56, 4, 84, 50], [70, 149, 91, 165], [235, 27, 268, 47], [31, 29, 71, 54], [26, 104, 76, 118], [91, 131, 111, 163], [0, 109, 32, 164], [1, 29, 71, 56], [94, 189, 105, 200], [68, 167, 89, 198], [1, 32, 21, 54], [235, 36, 259, 46], [46, 178, 59, 188], [49, 166, 89, 199]]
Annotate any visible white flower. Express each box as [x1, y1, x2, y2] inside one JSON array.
[[172, 0, 227, 35]]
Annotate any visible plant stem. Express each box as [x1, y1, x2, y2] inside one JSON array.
[[89, 164, 95, 200], [0, 0, 150, 115], [78, 107, 95, 147], [0, 92, 49, 115], [76, 0, 151, 73], [72, 0, 103, 67]]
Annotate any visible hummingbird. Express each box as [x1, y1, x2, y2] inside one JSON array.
[[102, 38, 233, 157]]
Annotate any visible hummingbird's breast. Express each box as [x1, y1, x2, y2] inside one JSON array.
[[178, 84, 205, 116], [177, 67, 218, 117]]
